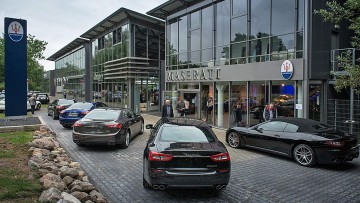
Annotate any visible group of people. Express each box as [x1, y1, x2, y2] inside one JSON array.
[[161, 96, 190, 118], [234, 102, 278, 127]]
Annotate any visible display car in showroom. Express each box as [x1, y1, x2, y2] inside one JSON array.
[[59, 102, 108, 128], [143, 118, 230, 190], [48, 99, 76, 119], [226, 118, 359, 167], [72, 108, 144, 148]]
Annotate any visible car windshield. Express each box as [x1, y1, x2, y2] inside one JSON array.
[[160, 125, 215, 143], [84, 110, 120, 120], [67, 103, 93, 110], [58, 99, 75, 105]]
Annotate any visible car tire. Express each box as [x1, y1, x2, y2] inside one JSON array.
[[121, 130, 131, 149], [293, 144, 317, 167], [227, 132, 241, 148], [139, 122, 144, 135], [62, 124, 71, 129], [48, 111, 51, 116], [143, 175, 151, 189], [52, 111, 58, 120], [36, 104, 41, 110]]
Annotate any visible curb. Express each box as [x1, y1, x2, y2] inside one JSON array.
[[0, 116, 46, 133]]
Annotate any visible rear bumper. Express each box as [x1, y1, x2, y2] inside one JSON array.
[[59, 117, 80, 125], [72, 132, 122, 145], [145, 169, 230, 187], [315, 145, 359, 164]]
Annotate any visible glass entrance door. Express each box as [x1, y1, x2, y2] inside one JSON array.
[[183, 92, 199, 118]]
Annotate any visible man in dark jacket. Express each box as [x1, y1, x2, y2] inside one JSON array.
[[162, 100, 174, 118], [235, 104, 243, 127]]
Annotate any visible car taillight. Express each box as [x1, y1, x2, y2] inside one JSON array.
[[210, 152, 230, 162], [56, 106, 65, 110], [326, 140, 345, 147], [81, 111, 89, 115], [73, 121, 82, 127], [105, 123, 122, 129], [149, 151, 173, 162]]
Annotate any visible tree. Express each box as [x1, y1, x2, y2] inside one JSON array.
[[0, 34, 48, 91], [315, 0, 360, 93]]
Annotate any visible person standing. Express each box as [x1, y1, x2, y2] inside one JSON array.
[[184, 100, 190, 117], [176, 96, 185, 117], [162, 100, 174, 118], [28, 94, 36, 115], [263, 103, 278, 121], [235, 104, 243, 126], [63, 90, 67, 99]]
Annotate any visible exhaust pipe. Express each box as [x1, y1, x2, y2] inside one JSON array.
[[158, 185, 166, 190], [153, 185, 159, 190]]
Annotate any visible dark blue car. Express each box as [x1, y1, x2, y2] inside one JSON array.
[[59, 102, 107, 128]]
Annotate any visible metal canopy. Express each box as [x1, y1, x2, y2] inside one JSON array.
[[48, 7, 164, 61], [147, 0, 199, 19]]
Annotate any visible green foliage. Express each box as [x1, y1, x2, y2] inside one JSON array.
[[0, 34, 48, 91], [315, 0, 360, 93]]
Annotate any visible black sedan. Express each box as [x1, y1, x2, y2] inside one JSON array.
[[226, 118, 359, 167], [48, 99, 76, 119], [72, 108, 144, 148], [143, 118, 230, 190]]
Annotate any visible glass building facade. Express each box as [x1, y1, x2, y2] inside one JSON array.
[[49, 8, 165, 114], [149, 0, 315, 129]]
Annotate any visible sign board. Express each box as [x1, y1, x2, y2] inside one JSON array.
[[4, 18, 27, 116], [296, 104, 303, 110], [281, 60, 294, 80]]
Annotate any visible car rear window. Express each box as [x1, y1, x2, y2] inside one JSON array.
[[84, 110, 120, 120], [58, 100, 75, 105], [67, 103, 93, 110], [160, 126, 215, 143]]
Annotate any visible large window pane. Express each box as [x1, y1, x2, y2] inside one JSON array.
[[216, 0, 230, 47], [168, 19, 178, 55], [202, 6, 213, 49], [230, 42, 246, 64], [271, 81, 295, 117], [232, 0, 247, 16], [191, 29, 201, 51], [298, 0, 304, 31], [271, 34, 295, 61], [148, 29, 159, 60], [250, 0, 270, 39], [121, 24, 129, 58], [201, 48, 213, 63], [272, 0, 295, 35], [135, 25, 147, 58], [191, 11, 200, 28], [216, 46, 230, 65], [249, 38, 270, 62], [179, 15, 188, 53], [231, 16, 247, 43], [190, 50, 201, 63]]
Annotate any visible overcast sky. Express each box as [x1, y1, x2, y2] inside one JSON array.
[[0, 0, 167, 70]]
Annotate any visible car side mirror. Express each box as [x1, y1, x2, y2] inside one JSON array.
[[256, 128, 263, 133], [146, 124, 153, 129]]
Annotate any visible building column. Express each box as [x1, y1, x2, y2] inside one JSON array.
[[216, 83, 227, 127], [171, 83, 177, 116], [84, 42, 92, 102]]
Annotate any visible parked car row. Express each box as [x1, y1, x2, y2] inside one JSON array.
[[0, 95, 41, 113]]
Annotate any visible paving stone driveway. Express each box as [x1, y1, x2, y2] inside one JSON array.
[[38, 109, 360, 203]]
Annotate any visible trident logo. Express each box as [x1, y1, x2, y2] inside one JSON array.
[[284, 63, 290, 72], [11, 23, 21, 34]]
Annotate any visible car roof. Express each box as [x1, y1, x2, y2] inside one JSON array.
[[161, 117, 211, 128], [271, 118, 326, 132]]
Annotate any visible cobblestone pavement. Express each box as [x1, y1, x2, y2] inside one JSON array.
[[38, 108, 360, 203]]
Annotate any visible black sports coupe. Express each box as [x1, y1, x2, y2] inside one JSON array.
[[143, 118, 230, 190], [226, 118, 359, 167]]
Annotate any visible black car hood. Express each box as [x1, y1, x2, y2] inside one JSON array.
[[157, 142, 222, 152]]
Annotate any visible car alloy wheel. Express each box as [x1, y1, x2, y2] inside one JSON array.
[[37, 104, 41, 110], [293, 144, 317, 167], [228, 132, 241, 148], [121, 130, 131, 149]]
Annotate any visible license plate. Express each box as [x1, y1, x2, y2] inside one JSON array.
[[69, 113, 78, 117]]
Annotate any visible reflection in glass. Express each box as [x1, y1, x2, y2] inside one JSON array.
[[230, 82, 247, 127], [271, 0, 295, 35], [201, 48, 213, 66], [191, 11, 200, 28], [230, 42, 246, 64], [231, 16, 247, 43], [168, 19, 178, 55], [249, 38, 270, 63], [232, 0, 247, 16], [296, 32, 303, 58], [148, 29, 160, 60], [298, 0, 304, 31], [201, 83, 214, 125], [250, 0, 270, 39], [135, 25, 147, 58], [271, 34, 295, 61], [309, 84, 321, 121], [216, 46, 230, 66], [249, 81, 267, 126], [216, 0, 230, 47], [179, 16, 188, 53], [190, 29, 201, 51], [202, 6, 213, 49], [121, 24, 129, 58]]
